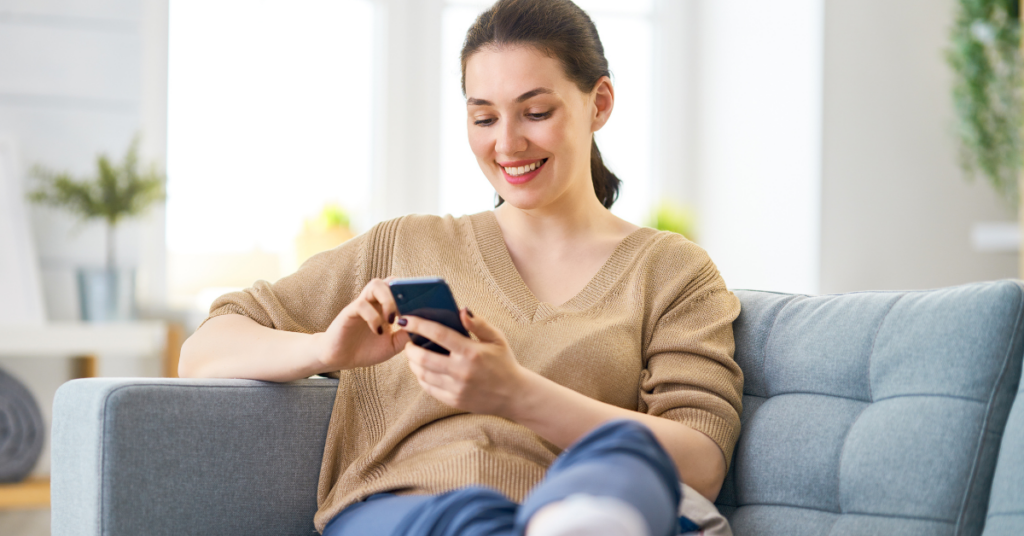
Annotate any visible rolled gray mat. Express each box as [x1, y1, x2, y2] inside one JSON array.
[[0, 367, 44, 483]]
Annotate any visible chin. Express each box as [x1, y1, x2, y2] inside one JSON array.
[[495, 188, 550, 211]]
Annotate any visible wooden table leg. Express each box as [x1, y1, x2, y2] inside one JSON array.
[[0, 477, 49, 510], [72, 354, 98, 378]]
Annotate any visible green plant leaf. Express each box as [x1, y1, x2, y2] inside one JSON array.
[[948, 0, 1022, 209]]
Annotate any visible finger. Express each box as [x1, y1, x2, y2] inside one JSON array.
[[355, 299, 387, 335], [461, 308, 505, 344], [408, 358, 452, 389], [415, 375, 457, 407], [390, 328, 412, 351], [407, 348, 459, 392], [405, 342, 451, 375], [399, 316, 471, 354], [365, 279, 399, 325]]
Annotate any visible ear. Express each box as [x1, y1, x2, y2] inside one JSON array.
[[590, 76, 615, 133]]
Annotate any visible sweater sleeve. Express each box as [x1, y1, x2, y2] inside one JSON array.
[[199, 217, 402, 335], [638, 242, 744, 466]]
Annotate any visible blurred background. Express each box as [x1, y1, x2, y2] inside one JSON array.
[[0, 0, 1018, 533]]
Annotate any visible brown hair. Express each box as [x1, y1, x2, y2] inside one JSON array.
[[460, 0, 621, 209]]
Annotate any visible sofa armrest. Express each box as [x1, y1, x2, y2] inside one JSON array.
[[985, 376, 1024, 535], [51, 377, 337, 536]]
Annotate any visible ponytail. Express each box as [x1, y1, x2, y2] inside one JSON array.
[[590, 137, 620, 208]]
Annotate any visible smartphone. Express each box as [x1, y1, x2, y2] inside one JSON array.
[[389, 277, 468, 355]]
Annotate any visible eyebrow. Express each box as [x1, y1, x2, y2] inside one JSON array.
[[466, 87, 555, 106]]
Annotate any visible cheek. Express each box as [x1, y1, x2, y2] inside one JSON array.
[[467, 128, 492, 161]]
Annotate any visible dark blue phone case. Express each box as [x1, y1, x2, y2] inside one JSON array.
[[389, 277, 467, 356]]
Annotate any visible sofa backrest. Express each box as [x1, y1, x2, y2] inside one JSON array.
[[715, 280, 1024, 536]]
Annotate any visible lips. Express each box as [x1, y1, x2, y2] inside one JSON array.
[[499, 158, 548, 185]]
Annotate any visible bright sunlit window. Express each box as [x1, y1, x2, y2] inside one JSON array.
[[167, 0, 373, 310], [439, 0, 655, 224]]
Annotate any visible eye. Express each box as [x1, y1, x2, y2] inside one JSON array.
[[527, 111, 551, 121], [474, 117, 496, 126]]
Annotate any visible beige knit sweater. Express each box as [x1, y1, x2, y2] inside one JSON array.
[[205, 211, 743, 533]]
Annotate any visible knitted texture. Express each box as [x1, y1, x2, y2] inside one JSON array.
[[205, 211, 743, 533]]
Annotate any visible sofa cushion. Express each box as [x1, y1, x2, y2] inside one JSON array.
[[715, 281, 1024, 536], [984, 363, 1024, 535]]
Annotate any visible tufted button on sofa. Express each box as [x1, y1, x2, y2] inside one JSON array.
[[51, 280, 1024, 535]]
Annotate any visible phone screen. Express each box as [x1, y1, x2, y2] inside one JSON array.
[[389, 277, 468, 355]]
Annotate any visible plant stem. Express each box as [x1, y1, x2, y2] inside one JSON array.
[[106, 222, 115, 272]]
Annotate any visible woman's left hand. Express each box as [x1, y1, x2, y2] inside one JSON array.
[[400, 309, 525, 417]]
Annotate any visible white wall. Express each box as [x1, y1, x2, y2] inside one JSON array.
[[0, 1, 166, 533], [0, 0, 168, 320], [693, 0, 824, 294], [820, 0, 1017, 293]]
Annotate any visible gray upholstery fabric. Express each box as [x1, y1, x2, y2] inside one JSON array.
[[984, 368, 1024, 535], [0, 367, 44, 482], [51, 378, 337, 536], [717, 280, 1024, 536], [49, 280, 1024, 536]]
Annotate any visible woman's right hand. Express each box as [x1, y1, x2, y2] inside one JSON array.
[[313, 277, 410, 371]]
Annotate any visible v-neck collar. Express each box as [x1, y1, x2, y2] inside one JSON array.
[[465, 210, 657, 323]]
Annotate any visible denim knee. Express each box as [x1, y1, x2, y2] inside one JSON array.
[[549, 419, 679, 485], [392, 486, 517, 536]]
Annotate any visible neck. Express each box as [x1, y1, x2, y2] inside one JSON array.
[[493, 178, 634, 250]]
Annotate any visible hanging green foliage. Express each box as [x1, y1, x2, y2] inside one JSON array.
[[947, 0, 1022, 210]]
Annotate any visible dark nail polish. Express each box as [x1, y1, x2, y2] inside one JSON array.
[[377, 326, 383, 335], [398, 318, 408, 327], [388, 313, 395, 324], [466, 308, 474, 318]]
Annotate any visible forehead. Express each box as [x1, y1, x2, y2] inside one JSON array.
[[464, 45, 576, 102]]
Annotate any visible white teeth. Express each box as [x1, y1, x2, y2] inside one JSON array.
[[504, 161, 542, 176]]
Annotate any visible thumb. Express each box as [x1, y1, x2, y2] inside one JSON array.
[[461, 308, 504, 344]]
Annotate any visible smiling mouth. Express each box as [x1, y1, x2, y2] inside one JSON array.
[[502, 158, 548, 177]]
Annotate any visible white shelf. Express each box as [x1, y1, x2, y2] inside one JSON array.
[[0, 321, 167, 358], [971, 222, 1020, 253]]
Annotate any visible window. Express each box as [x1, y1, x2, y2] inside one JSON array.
[[166, 0, 373, 311]]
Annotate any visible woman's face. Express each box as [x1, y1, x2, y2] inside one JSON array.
[[464, 45, 613, 211]]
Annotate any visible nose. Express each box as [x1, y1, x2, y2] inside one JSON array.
[[495, 117, 527, 156]]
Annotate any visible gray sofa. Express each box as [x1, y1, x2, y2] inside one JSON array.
[[51, 280, 1024, 535]]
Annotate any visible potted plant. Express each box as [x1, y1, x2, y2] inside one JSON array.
[[28, 136, 165, 322], [646, 200, 698, 241], [294, 203, 354, 268]]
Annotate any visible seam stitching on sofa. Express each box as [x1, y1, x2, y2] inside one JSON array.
[[865, 294, 903, 404], [759, 391, 987, 405], [834, 403, 870, 517], [760, 296, 798, 398], [956, 281, 1024, 535], [734, 502, 956, 524], [873, 393, 986, 405], [987, 511, 1024, 518], [823, 512, 842, 536], [98, 385, 116, 536]]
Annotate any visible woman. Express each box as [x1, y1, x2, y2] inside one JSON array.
[[179, 1, 743, 535]]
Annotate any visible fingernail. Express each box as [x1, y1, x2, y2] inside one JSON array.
[[398, 318, 408, 327], [388, 313, 395, 324], [466, 308, 474, 318], [377, 326, 383, 335]]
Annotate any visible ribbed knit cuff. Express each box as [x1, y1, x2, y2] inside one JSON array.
[[660, 407, 741, 470]]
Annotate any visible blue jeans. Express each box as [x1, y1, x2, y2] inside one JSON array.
[[322, 420, 683, 536]]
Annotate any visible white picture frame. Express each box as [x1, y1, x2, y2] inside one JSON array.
[[0, 136, 46, 327]]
